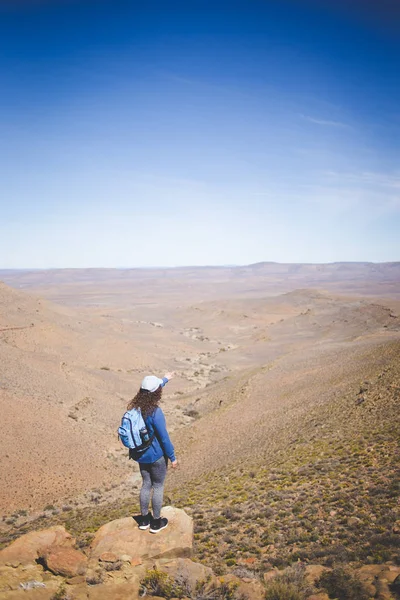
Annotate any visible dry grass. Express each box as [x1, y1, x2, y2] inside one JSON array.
[[140, 569, 243, 600], [171, 354, 400, 575]]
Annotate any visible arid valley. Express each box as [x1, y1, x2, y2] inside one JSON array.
[[0, 263, 399, 597]]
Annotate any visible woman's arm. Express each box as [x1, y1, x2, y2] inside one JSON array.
[[161, 372, 174, 387], [153, 407, 176, 462]]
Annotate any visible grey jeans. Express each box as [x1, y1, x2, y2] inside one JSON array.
[[139, 456, 167, 519]]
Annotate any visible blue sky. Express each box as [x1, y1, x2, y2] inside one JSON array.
[[0, 0, 399, 268]]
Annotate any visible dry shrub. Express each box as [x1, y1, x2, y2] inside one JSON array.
[[264, 564, 313, 600], [140, 569, 188, 599], [184, 407, 200, 419], [316, 567, 370, 600], [85, 570, 104, 585], [194, 578, 243, 600], [264, 581, 306, 600], [103, 559, 123, 572], [140, 570, 244, 600], [50, 583, 72, 600]]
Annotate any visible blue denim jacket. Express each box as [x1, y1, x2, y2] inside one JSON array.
[[134, 406, 176, 464]]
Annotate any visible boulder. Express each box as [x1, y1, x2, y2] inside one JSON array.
[[99, 552, 119, 563], [236, 578, 265, 600], [0, 590, 54, 600], [42, 546, 88, 578], [0, 565, 45, 592], [350, 564, 400, 598], [304, 564, 331, 585], [218, 574, 264, 600], [386, 567, 400, 584], [0, 526, 73, 567], [90, 507, 193, 563], [65, 583, 92, 600], [66, 575, 86, 585], [87, 580, 139, 599], [154, 557, 214, 592], [307, 594, 330, 600], [356, 564, 394, 583], [104, 567, 142, 587]]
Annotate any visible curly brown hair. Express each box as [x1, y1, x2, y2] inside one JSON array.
[[127, 386, 162, 417]]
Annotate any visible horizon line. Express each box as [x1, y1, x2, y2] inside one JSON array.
[[1, 260, 400, 272]]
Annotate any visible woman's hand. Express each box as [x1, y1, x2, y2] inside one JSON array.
[[171, 460, 178, 469], [164, 371, 175, 380]]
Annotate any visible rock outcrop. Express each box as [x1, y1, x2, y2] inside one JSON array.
[[0, 591, 55, 600], [1, 507, 400, 600], [154, 557, 213, 588], [90, 506, 193, 562], [42, 545, 88, 577], [0, 525, 73, 567], [0, 507, 193, 599]]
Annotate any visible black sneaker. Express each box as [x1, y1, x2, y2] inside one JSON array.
[[149, 517, 168, 533], [137, 513, 152, 530]]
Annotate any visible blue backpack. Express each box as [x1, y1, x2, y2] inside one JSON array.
[[118, 408, 154, 452]]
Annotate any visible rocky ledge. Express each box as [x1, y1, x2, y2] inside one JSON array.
[[0, 507, 399, 600]]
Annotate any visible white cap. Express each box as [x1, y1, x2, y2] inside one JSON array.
[[141, 375, 164, 393]]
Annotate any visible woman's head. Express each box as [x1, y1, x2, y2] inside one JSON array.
[[127, 375, 163, 416]]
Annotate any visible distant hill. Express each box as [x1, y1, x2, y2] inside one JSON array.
[[1, 262, 399, 306]]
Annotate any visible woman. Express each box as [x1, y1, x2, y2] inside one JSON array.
[[127, 372, 177, 533]]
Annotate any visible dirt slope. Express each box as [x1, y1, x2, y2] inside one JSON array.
[[0, 282, 127, 511], [0, 282, 196, 512], [172, 339, 400, 575], [0, 276, 399, 536]]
